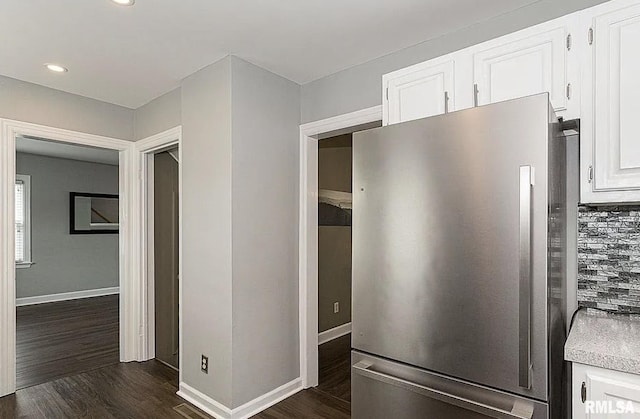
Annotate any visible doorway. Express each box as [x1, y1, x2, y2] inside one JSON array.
[[298, 106, 382, 389], [316, 133, 353, 403], [14, 136, 122, 388], [153, 148, 180, 369], [0, 119, 136, 397], [136, 127, 182, 376]]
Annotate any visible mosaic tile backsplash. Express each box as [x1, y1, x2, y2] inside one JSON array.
[[578, 206, 640, 315]]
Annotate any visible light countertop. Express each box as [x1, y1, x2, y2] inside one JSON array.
[[565, 309, 640, 375]]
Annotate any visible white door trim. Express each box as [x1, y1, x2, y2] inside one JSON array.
[[0, 119, 136, 397], [298, 106, 382, 388], [134, 126, 182, 380]]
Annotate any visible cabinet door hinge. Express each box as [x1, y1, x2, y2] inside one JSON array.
[[581, 382, 587, 403], [588, 165, 594, 183], [588, 28, 594, 45], [566, 83, 571, 100], [566, 33, 572, 51]]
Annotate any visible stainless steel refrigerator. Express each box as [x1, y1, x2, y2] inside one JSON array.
[[351, 93, 567, 419]]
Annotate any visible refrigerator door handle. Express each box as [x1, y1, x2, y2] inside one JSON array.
[[519, 166, 533, 389], [353, 361, 534, 419]]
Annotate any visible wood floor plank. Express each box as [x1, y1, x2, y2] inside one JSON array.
[[16, 295, 120, 389]]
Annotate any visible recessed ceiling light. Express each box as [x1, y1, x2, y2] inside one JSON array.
[[45, 64, 68, 73], [111, 0, 135, 5]]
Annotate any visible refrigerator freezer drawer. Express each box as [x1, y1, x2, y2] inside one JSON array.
[[352, 351, 548, 419]]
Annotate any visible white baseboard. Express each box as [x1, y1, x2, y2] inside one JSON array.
[[178, 378, 302, 419], [318, 322, 351, 345], [232, 378, 302, 419], [177, 383, 231, 419], [16, 287, 120, 307]]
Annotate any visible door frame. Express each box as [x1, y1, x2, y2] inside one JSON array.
[[0, 119, 136, 396], [134, 127, 182, 379], [298, 106, 382, 388]]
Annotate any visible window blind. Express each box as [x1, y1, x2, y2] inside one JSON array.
[[15, 180, 24, 262]]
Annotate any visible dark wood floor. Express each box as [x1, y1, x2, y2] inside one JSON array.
[[252, 387, 350, 419], [16, 295, 120, 389], [253, 333, 352, 418], [0, 360, 210, 418], [8, 300, 352, 418], [0, 358, 352, 419], [317, 333, 351, 403]]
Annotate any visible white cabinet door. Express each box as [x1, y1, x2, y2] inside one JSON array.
[[383, 58, 454, 126], [473, 26, 568, 112], [581, 2, 640, 203], [573, 363, 640, 419]]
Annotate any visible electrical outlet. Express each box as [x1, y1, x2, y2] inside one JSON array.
[[334, 302, 339, 313], [201, 355, 208, 374]]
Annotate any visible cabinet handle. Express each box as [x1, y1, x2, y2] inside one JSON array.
[[473, 84, 479, 107], [581, 382, 587, 403], [444, 91, 449, 114], [588, 165, 593, 183]]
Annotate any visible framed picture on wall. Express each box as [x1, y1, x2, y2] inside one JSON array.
[[70, 192, 119, 234]]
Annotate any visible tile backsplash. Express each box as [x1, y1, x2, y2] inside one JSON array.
[[577, 206, 640, 315]]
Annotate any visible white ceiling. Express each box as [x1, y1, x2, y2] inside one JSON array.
[[0, 0, 540, 109], [16, 137, 119, 166]]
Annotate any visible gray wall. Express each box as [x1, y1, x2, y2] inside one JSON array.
[[181, 57, 234, 407], [318, 228, 352, 332], [15, 153, 119, 298], [230, 57, 300, 408], [179, 56, 301, 408], [134, 88, 182, 140], [0, 75, 134, 140], [318, 140, 352, 333], [300, 0, 608, 123]]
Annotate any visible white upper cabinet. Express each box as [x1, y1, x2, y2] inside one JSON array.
[[581, 0, 640, 203], [472, 24, 569, 112], [380, 0, 640, 203], [383, 57, 455, 126]]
